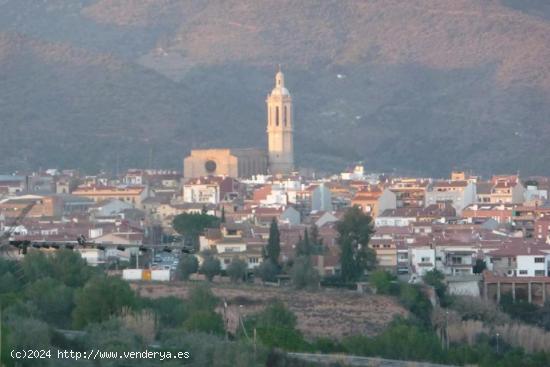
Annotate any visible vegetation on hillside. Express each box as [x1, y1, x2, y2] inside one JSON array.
[[0, 1, 549, 175]]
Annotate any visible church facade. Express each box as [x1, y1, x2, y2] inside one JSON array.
[[183, 69, 295, 179]]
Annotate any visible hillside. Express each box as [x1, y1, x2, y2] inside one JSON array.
[[134, 282, 408, 339], [0, 1, 548, 175]]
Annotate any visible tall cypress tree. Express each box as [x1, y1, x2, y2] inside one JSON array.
[[266, 218, 281, 265], [296, 228, 311, 257]]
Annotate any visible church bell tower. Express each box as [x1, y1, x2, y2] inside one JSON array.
[[266, 67, 294, 175]]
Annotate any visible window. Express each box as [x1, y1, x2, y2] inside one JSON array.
[[535, 257, 545, 263], [451, 256, 463, 265], [519, 270, 528, 275], [421, 257, 431, 262], [284, 106, 288, 126], [249, 257, 259, 264], [535, 270, 545, 276], [275, 106, 279, 126], [224, 259, 231, 264]]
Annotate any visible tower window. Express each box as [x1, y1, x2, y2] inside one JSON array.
[[284, 106, 287, 126], [275, 106, 279, 126]]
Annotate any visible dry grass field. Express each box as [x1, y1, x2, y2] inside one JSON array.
[[133, 281, 407, 339]]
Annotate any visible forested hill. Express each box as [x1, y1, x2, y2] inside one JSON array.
[[0, 0, 549, 176]]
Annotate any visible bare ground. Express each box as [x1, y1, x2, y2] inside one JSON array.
[[133, 281, 407, 339]]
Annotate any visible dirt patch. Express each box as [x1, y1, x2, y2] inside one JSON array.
[[133, 282, 407, 339]]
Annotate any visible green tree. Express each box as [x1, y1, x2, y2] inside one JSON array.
[[142, 296, 188, 328], [250, 300, 307, 350], [423, 269, 449, 306], [200, 252, 221, 281], [221, 206, 226, 223], [83, 319, 143, 353], [172, 213, 220, 248], [369, 270, 398, 295], [21, 251, 53, 282], [336, 206, 376, 282], [473, 259, 487, 274], [49, 249, 93, 287], [290, 256, 319, 289], [25, 278, 74, 327], [255, 259, 279, 282], [310, 224, 324, 254], [398, 283, 432, 325], [227, 258, 248, 283], [265, 218, 281, 264], [178, 254, 199, 280], [4, 317, 51, 367], [21, 249, 92, 287], [72, 276, 137, 328], [295, 229, 311, 257]]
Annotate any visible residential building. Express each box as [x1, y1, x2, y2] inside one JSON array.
[[425, 180, 476, 215], [351, 186, 397, 217]]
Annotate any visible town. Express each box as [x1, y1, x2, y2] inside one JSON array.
[[2, 165, 550, 304]]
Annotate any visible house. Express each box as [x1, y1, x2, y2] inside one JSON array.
[[375, 208, 419, 227], [369, 239, 398, 271], [462, 203, 515, 224], [351, 186, 397, 217], [72, 185, 149, 208], [280, 207, 300, 225], [524, 184, 548, 202], [434, 242, 476, 276], [478, 176, 525, 204], [0, 195, 62, 218], [490, 179, 525, 204], [314, 211, 339, 228], [0, 175, 26, 196], [535, 216, 550, 243], [310, 183, 332, 212], [205, 223, 265, 270], [425, 180, 476, 215], [409, 244, 436, 276], [389, 178, 429, 208], [91, 199, 134, 217], [486, 245, 550, 277], [183, 176, 241, 204]]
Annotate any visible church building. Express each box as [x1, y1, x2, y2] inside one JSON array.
[[183, 68, 295, 179]]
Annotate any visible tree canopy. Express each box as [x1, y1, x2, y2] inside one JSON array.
[[72, 276, 137, 328], [200, 252, 221, 281], [336, 206, 376, 282], [178, 254, 199, 280], [172, 213, 220, 247]]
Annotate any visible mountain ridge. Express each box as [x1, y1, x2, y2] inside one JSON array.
[[0, 1, 548, 176]]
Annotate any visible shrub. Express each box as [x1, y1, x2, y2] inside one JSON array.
[[255, 259, 279, 282], [227, 258, 248, 283], [290, 256, 319, 289], [143, 296, 188, 327], [200, 254, 221, 281], [72, 276, 137, 328], [178, 254, 199, 280], [24, 278, 74, 327], [184, 310, 224, 335], [369, 270, 398, 295], [187, 284, 219, 313]]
